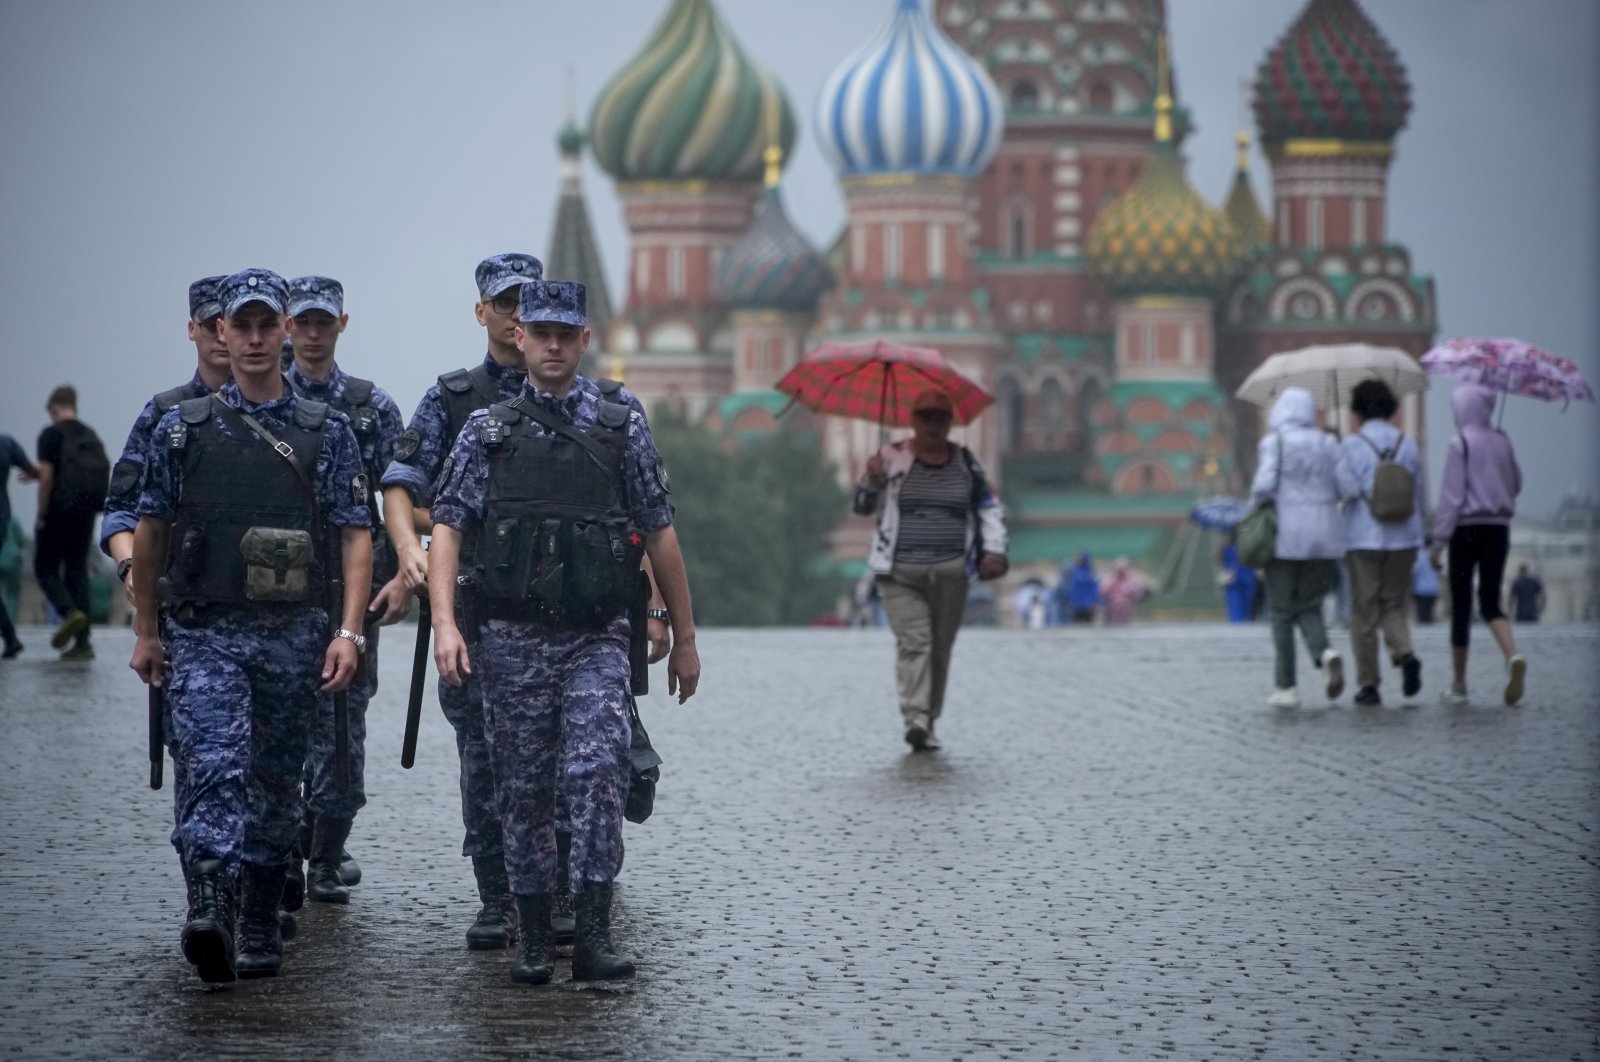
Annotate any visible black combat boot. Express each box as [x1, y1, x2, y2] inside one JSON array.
[[306, 816, 353, 904], [571, 883, 635, 982], [338, 847, 361, 887], [510, 895, 554, 985], [236, 862, 287, 978], [466, 854, 518, 950], [180, 858, 237, 984], [283, 811, 311, 913], [552, 831, 576, 946]]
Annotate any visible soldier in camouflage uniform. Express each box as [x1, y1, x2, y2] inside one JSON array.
[[129, 268, 372, 984], [283, 275, 410, 908], [429, 280, 699, 985]]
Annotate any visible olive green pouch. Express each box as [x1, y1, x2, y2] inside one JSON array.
[[240, 527, 314, 602]]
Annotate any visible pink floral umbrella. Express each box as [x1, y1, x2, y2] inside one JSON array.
[[1421, 337, 1595, 408]]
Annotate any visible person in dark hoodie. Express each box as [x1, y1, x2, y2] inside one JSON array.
[[1428, 383, 1526, 706]]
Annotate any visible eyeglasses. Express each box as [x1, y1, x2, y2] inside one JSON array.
[[485, 293, 520, 316], [195, 315, 222, 335], [913, 409, 953, 423]]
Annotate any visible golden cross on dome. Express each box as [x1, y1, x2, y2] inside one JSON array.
[[762, 79, 783, 189], [1154, 33, 1173, 143]]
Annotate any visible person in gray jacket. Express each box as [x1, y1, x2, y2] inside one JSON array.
[[1250, 387, 1359, 709]]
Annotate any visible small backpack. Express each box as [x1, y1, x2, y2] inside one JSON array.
[[1362, 434, 1415, 523], [52, 420, 111, 515]]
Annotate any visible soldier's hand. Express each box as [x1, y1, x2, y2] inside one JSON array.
[[434, 625, 472, 687], [370, 573, 412, 626], [131, 634, 166, 688], [647, 617, 670, 663], [321, 638, 359, 693], [666, 638, 700, 704], [397, 542, 429, 591]]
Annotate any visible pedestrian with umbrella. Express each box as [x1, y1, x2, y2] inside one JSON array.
[[777, 341, 1006, 752], [1420, 338, 1594, 706]]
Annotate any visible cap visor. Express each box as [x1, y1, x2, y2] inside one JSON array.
[[287, 298, 342, 317]]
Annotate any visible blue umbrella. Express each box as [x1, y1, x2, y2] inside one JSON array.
[[1189, 497, 1249, 532]]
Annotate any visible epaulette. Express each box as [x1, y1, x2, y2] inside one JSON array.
[[486, 401, 522, 425], [439, 368, 474, 393], [596, 401, 630, 430], [596, 377, 624, 398], [178, 396, 213, 425], [342, 376, 375, 405], [154, 383, 200, 414], [294, 399, 330, 431]]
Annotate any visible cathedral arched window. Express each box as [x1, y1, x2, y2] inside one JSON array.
[[996, 377, 1024, 453], [1039, 377, 1067, 431], [1087, 79, 1114, 112], [1010, 80, 1040, 112]]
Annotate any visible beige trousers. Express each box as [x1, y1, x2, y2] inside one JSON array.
[[1346, 548, 1417, 689], [877, 557, 969, 727]]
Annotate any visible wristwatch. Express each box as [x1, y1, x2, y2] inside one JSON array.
[[646, 608, 669, 622], [333, 628, 368, 653], [117, 558, 134, 583]]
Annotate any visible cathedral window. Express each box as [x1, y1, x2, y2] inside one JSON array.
[[1039, 378, 1067, 430], [1087, 79, 1113, 112], [928, 223, 946, 280], [668, 246, 686, 297], [884, 223, 903, 282], [1351, 198, 1367, 247], [1307, 198, 1324, 251], [851, 227, 866, 278], [636, 249, 650, 294], [1010, 80, 1040, 112]]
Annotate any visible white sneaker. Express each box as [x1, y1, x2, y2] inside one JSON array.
[[1268, 687, 1300, 709], [1504, 655, 1527, 706], [1441, 684, 1469, 707], [1322, 649, 1345, 701]]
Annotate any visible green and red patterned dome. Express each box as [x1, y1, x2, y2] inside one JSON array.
[[589, 0, 796, 183], [1253, 0, 1411, 144]]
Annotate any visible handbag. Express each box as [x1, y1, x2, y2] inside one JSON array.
[[1235, 433, 1281, 569]]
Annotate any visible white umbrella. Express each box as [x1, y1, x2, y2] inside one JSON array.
[[1234, 343, 1428, 410]]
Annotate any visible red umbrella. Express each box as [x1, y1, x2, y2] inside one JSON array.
[[775, 339, 993, 428]]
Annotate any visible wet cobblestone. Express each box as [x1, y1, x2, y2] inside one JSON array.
[[1, 623, 1597, 1060]]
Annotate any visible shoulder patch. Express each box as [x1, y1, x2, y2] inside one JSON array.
[[178, 396, 213, 425], [295, 399, 330, 430], [394, 427, 421, 462], [439, 368, 474, 393]]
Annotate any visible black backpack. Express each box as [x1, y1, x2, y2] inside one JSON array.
[[52, 420, 111, 514]]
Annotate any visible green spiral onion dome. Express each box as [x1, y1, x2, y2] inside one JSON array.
[[589, 0, 796, 182], [1087, 143, 1246, 299], [1253, 0, 1411, 144]]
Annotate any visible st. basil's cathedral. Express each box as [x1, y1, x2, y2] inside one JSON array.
[[546, 0, 1435, 597]]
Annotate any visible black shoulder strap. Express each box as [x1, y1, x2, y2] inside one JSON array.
[[341, 376, 375, 406], [294, 399, 330, 431], [487, 402, 522, 425], [179, 396, 212, 425], [154, 382, 202, 414], [439, 368, 473, 393], [596, 377, 624, 399], [467, 364, 499, 403], [509, 396, 625, 473]]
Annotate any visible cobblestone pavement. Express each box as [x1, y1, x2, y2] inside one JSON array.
[[1, 622, 1596, 1061]]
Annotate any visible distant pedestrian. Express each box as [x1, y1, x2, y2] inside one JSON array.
[[1056, 552, 1099, 624], [1251, 387, 1358, 709], [34, 386, 110, 660], [1219, 537, 1257, 624], [1508, 565, 1544, 624], [1430, 384, 1526, 706], [1411, 550, 1439, 624], [1337, 379, 1428, 706], [854, 388, 1008, 752], [0, 432, 40, 658], [1099, 558, 1149, 625], [1013, 580, 1046, 629]]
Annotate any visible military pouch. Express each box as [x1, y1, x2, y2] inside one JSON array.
[[239, 527, 315, 603], [481, 518, 528, 600], [567, 521, 639, 623], [527, 519, 566, 613], [179, 524, 208, 580]]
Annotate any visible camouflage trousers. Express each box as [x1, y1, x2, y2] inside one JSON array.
[[303, 622, 380, 820], [165, 606, 324, 872], [439, 602, 503, 859], [477, 617, 631, 896]]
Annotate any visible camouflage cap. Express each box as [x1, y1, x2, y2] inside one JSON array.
[[475, 253, 544, 298], [287, 275, 345, 317], [519, 280, 587, 326], [221, 268, 289, 317], [188, 275, 228, 321]]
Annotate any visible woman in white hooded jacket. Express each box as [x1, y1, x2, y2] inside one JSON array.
[[1250, 387, 1360, 707]]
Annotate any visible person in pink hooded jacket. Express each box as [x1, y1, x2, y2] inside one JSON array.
[[1428, 383, 1527, 705]]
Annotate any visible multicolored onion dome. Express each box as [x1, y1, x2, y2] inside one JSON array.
[[716, 186, 830, 313], [1087, 143, 1245, 298], [1254, 0, 1411, 144], [815, 0, 1004, 178], [589, 0, 796, 183]]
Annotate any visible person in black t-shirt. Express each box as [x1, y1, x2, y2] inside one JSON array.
[[35, 385, 107, 659], [1, 431, 40, 658], [1509, 565, 1545, 623]]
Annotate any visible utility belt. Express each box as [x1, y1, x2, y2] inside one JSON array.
[[472, 511, 644, 629]]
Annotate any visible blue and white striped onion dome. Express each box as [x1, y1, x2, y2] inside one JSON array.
[[815, 0, 1004, 178]]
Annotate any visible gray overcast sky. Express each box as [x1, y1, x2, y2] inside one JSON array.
[[2, 0, 1596, 532]]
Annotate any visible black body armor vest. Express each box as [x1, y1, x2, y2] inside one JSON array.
[[153, 379, 208, 416], [475, 396, 641, 627], [164, 396, 331, 608], [438, 365, 502, 450]]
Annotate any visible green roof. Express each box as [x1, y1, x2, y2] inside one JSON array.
[[1106, 379, 1228, 409], [1007, 525, 1170, 567]]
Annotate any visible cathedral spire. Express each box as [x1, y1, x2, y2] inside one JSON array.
[[546, 117, 614, 339]]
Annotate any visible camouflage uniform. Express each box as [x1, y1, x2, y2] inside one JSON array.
[[139, 377, 370, 874], [284, 277, 405, 823], [431, 370, 673, 896]]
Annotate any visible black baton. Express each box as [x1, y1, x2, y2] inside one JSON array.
[[148, 684, 164, 791], [333, 690, 350, 794], [402, 595, 430, 769]]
